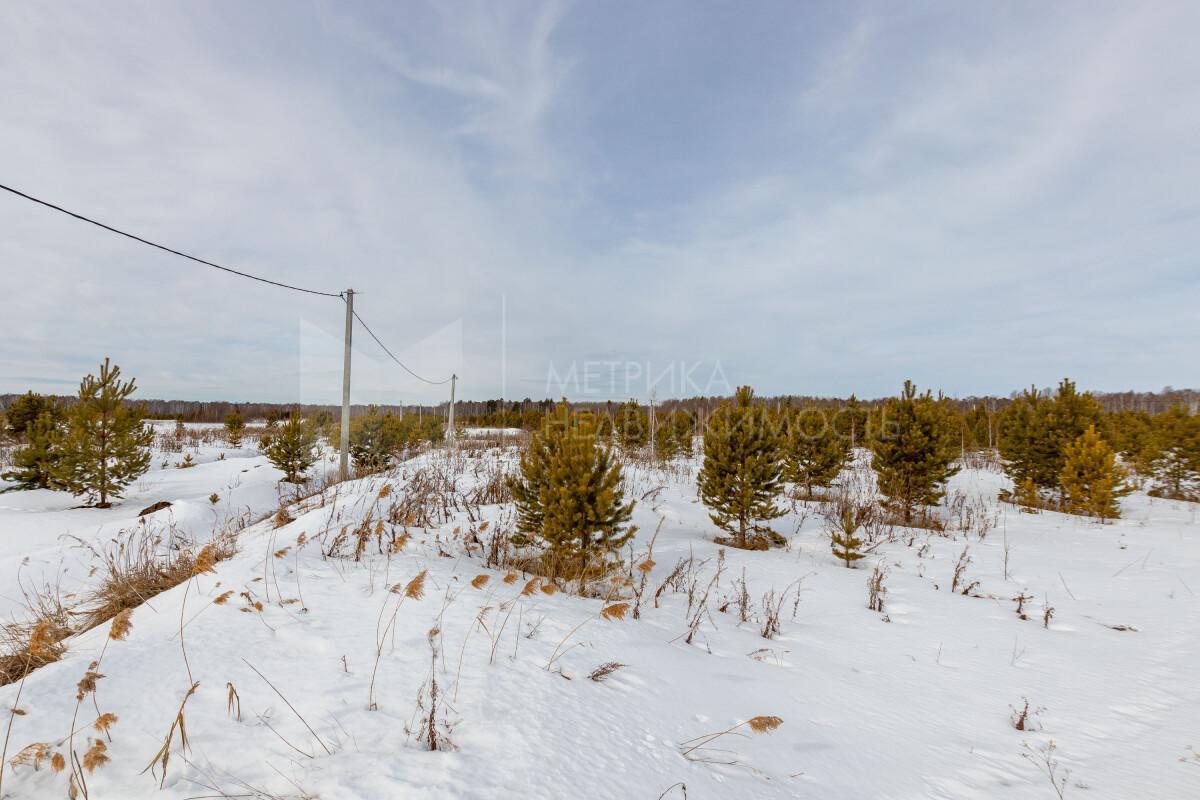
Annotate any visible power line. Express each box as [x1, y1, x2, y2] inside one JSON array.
[[352, 308, 454, 385], [0, 182, 343, 298]]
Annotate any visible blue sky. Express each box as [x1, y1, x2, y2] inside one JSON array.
[[1, 1, 1197, 404]]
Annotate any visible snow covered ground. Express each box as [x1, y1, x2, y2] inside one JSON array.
[[0, 424, 338, 620], [1, 440, 1198, 799]]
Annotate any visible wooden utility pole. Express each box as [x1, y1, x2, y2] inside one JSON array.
[[339, 288, 354, 482]]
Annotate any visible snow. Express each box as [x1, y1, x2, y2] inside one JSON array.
[[0, 427, 337, 621], [1, 444, 1198, 799]]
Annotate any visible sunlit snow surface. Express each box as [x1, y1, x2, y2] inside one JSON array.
[[1, 430, 1198, 799]]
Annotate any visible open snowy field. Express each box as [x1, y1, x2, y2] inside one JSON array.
[[0, 423, 338, 621], [1, 442, 1198, 799]]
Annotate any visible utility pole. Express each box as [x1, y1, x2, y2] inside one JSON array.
[[447, 373, 458, 451], [339, 288, 354, 482], [648, 392, 656, 461]]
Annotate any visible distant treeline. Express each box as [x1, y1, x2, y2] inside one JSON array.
[[0, 396, 424, 423], [453, 387, 1200, 430], [2, 386, 1195, 428]]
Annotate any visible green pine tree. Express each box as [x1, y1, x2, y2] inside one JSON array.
[[833, 395, 869, 449], [264, 411, 318, 483], [784, 404, 850, 497], [349, 410, 410, 473], [2, 410, 63, 489], [51, 359, 152, 507], [963, 403, 995, 451], [829, 505, 870, 567], [999, 379, 1104, 497], [1148, 403, 1200, 500], [593, 409, 615, 439], [1106, 410, 1155, 475], [508, 402, 635, 586], [653, 412, 679, 461], [615, 399, 649, 450], [224, 409, 246, 447], [668, 409, 695, 459], [4, 391, 57, 437], [870, 381, 960, 524], [697, 386, 785, 549], [997, 387, 1053, 488], [1060, 425, 1131, 520]]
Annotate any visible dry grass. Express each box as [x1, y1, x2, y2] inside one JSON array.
[[680, 714, 785, 766], [587, 661, 626, 682], [2, 521, 236, 692], [143, 681, 198, 788], [79, 530, 236, 633], [368, 570, 428, 710], [0, 584, 72, 687], [867, 564, 888, 614]]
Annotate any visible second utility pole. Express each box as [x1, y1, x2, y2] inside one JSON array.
[[447, 373, 458, 452], [339, 288, 354, 482]]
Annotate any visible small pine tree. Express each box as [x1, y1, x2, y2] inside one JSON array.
[[594, 410, 615, 439], [830, 505, 869, 567], [653, 413, 679, 461], [1015, 476, 1042, 511], [224, 409, 246, 447], [1148, 403, 1200, 500], [833, 395, 869, 449], [870, 381, 960, 524], [615, 399, 649, 450], [669, 410, 695, 459], [2, 410, 63, 489], [4, 391, 57, 437], [349, 411, 409, 473], [1107, 409, 1155, 475], [264, 411, 318, 483], [508, 402, 635, 585], [1000, 379, 1105, 496], [784, 405, 850, 497], [1060, 425, 1130, 520], [52, 359, 152, 508], [963, 403, 995, 451], [697, 386, 785, 549], [998, 387, 1053, 487]]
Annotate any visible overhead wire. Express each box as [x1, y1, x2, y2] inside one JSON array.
[[351, 308, 454, 385], [0, 180, 457, 387], [0, 182, 343, 298]]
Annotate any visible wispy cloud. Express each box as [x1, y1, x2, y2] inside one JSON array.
[[0, 1, 1196, 402]]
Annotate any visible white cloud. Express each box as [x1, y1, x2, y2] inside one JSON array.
[[0, 1, 1196, 403]]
